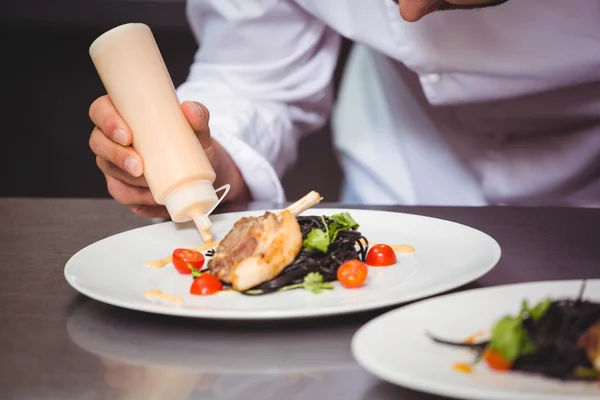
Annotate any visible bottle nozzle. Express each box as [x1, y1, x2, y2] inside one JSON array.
[[164, 181, 230, 243], [189, 184, 230, 243], [195, 214, 212, 230], [192, 213, 213, 243]]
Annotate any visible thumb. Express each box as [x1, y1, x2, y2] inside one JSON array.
[[181, 101, 211, 149]]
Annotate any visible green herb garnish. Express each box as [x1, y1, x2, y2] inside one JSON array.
[[303, 228, 330, 253], [489, 316, 536, 361], [303, 212, 359, 253], [330, 212, 359, 230], [530, 298, 552, 321], [280, 272, 333, 294], [487, 298, 552, 362], [303, 272, 334, 294], [188, 264, 203, 278], [575, 367, 600, 379]]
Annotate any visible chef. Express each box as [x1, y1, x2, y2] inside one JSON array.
[[88, 0, 600, 218]]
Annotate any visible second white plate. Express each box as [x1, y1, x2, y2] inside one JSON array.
[[352, 279, 600, 400]]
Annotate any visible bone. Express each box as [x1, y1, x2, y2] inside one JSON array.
[[285, 190, 323, 217]]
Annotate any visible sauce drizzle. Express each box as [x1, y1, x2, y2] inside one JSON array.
[[390, 244, 415, 254], [453, 363, 473, 374], [143, 289, 184, 305]]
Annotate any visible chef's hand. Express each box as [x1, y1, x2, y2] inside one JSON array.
[[88, 95, 250, 218]]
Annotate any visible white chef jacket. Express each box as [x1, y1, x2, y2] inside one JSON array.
[[176, 0, 600, 207]]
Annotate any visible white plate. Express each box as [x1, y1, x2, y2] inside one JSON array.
[[352, 279, 600, 400], [64, 208, 501, 320]]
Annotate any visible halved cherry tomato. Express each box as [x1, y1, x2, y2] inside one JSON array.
[[484, 349, 513, 371], [190, 273, 223, 295], [366, 244, 397, 267], [172, 248, 205, 275], [337, 260, 368, 288]]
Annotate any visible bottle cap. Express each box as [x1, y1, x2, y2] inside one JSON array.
[[164, 180, 230, 238]]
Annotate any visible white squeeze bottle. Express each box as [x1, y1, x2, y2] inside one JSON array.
[[89, 23, 229, 242]]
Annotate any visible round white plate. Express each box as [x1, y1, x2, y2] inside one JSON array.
[[352, 279, 600, 400], [64, 208, 501, 320]]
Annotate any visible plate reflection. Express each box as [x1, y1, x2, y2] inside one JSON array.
[[67, 300, 379, 400]]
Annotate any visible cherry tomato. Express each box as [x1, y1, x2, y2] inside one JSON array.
[[484, 350, 513, 371], [172, 248, 205, 275], [337, 260, 368, 288], [190, 273, 223, 295], [366, 244, 397, 266]]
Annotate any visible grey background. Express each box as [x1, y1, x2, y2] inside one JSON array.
[[2, 0, 351, 201]]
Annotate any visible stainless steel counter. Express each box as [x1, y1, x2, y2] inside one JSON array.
[[2, 198, 599, 399]]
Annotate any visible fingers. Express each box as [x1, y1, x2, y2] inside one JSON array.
[[89, 96, 219, 218], [89, 127, 143, 177], [88, 95, 143, 177], [89, 95, 133, 146], [181, 101, 211, 149], [104, 176, 170, 218], [128, 205, 170, 219], [96, 156, 147, 188], [105, 175, 155, 207]]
